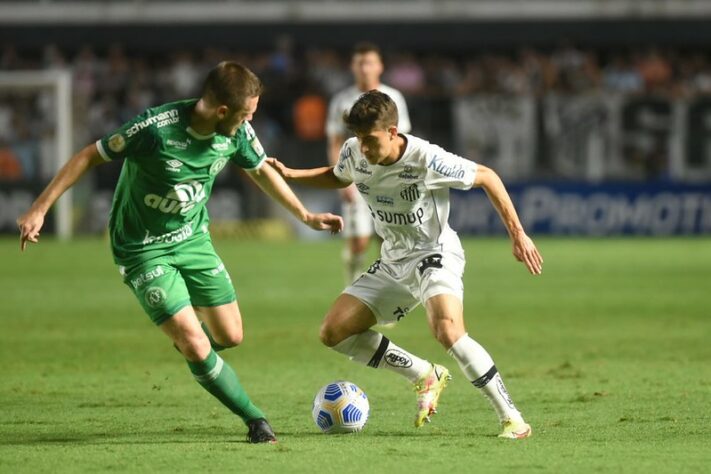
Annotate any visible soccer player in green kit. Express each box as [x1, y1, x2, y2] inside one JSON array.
[[16, 61, 343, 444]]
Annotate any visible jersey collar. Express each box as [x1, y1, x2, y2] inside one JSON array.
[[186, 126, 216, 140]]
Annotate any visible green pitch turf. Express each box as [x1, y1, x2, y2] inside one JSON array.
[[1, 237, 709, 473]]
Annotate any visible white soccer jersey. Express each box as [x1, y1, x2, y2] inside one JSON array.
[[333, 134, 478, 262], [326, 84, 411, 137]]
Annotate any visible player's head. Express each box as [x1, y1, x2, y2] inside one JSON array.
[[344, 90, 399, 164], [201, 61, 263, 136], [351, 42, 384, 90]]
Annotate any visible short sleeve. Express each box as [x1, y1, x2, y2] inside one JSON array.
[[326, 93, 347, 138], [332, 142, 355, 184], [424, 145, 478, 190], [392, 90, 412, 134], [230, 122, 267, 171], [96, 110, 156, 161]]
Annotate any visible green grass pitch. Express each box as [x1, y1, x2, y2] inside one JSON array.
[[1, 237, 709, 473]]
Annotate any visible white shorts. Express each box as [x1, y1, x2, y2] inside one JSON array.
[[343, 250, 465, 325], [343, 192, 373, 238]]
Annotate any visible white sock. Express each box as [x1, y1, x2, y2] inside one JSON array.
[[332, 330, 431, 382], [448, 333, 523, 423], [343, 248, 365, 285]]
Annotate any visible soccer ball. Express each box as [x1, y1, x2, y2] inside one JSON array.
[[312, 381, 370, 434]]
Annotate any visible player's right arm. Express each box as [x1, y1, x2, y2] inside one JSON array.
[[266, 158, 350, 189], [17, 143, 105, 251]]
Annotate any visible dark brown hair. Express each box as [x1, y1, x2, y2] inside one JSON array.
[[352, 42, 382, 60], [201, 61, 263, 112], [344, 90, 399, 133]]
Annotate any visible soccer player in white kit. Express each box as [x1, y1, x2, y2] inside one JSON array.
[[269, 91, 542, 438], [327, 43, 411, 284]]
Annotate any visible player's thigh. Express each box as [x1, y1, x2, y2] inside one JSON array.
[[415, 251, 467, 347], [195, 301, 243, 346], [160, 305, 211, 361], [342, 259, 418, 326], [178, 238, 237, 309], [120, 260, 192, 326], [342, 195, 373, 240]]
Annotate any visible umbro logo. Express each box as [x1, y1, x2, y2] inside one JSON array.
[[356, 183, 370, 195], [165, 159, 183, 172]]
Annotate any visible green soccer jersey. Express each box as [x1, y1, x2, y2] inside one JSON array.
[[96, 99, 266, 266]]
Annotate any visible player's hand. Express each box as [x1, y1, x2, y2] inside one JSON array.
[[511, 231, 543, 275], [266, 157, 292, 179], [340, 184, 357, 203], [17, 209, 45, 252], [305, 212, 344, 234]]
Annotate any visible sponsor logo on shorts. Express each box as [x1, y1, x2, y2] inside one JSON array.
[[130, 265, 166, 289], [400, 184, 420, 202], [211, 142, 229, 151], [108, 134, 126, 153], [356, 183, 369, 195], [393, 306, 410, 321], [144, 286, 167, 308], [398, 165, 419, 180], [416, 254, 444, 275], [209, 158, 228, 176], [370, 206, 425, 226], [384, 349, 413, 368]]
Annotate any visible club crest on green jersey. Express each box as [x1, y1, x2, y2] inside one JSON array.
[[209, 158, 228, 176]]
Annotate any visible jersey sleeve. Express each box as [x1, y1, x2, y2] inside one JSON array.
[[325, 94, 347, 138], [95, 110, 156, 161], [230, 122, 267, 171], [391, 90, 412, 134], [423, 144, 478, 191], [332, 142, 355, 184]]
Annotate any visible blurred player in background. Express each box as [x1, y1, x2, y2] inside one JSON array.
[[17, 61, 343, 444], [327, 42, 411, 284], [269, 90, 541, 438]]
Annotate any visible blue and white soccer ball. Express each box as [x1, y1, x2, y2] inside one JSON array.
[[312, 381, 370, 434]]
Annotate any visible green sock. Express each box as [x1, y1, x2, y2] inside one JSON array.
[[187, 349, 265, 423], [200, 322, 228, 352]]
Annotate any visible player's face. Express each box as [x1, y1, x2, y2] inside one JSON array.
[[355, 127, 397, 164], [351, 52, 383, 88], [216, 96, 259, 137]]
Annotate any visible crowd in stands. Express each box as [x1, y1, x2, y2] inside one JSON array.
[[2, 41, 711, 181]]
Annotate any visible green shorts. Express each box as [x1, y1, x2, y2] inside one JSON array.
[[118, 236, 237, 325]]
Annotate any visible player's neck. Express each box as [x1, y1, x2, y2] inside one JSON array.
[[380, 135, 407, 166], [190, 99, 218, 136], [357, 80, 380, 92]]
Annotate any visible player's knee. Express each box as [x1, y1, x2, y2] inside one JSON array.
[[432, 319, 464, 348], [213, 329, 243, 348], [177, 331, 212, 361], [319, 320, 343, 347]]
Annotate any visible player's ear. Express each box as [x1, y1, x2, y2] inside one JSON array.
[[216, 105, 230, 120], [388, 126, 398, 139]]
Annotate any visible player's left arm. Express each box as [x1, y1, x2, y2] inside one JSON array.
[[246, 163, 343, 233], [473, 165, 543, 275]]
